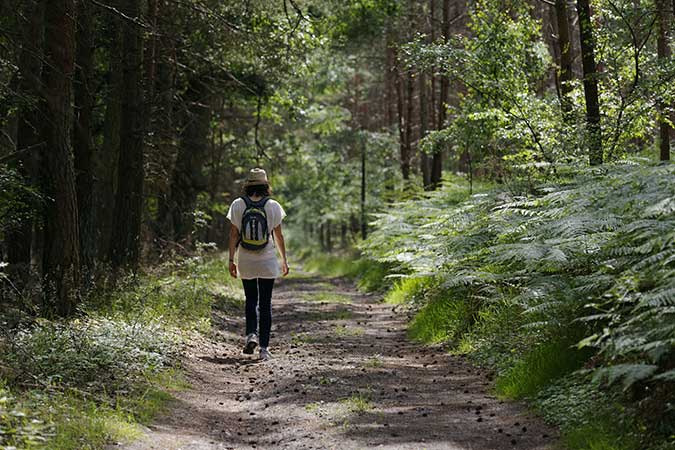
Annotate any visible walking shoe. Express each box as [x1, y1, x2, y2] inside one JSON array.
[[259, 347, 272, 361], [243, 333, 258, 354]]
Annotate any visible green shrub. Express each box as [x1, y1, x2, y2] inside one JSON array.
[[4, 317, 180, 390], [384, 276, 433, 305], [0, 382, 52, 448], [44, 393, 143, 450], [531, 373, 644, 450], [408, 294, 473, 344], [355, 259, 389, 292], [457, 301, 533, 370], [303, 253, 389, 292], [361, 163, 675, 444], [496, 334, 593, 399], [84, 256, 243, 330]]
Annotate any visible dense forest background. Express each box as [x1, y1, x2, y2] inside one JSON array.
[[0, 0, 674, 449]]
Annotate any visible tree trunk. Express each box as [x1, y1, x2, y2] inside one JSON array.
[[7, 0, 45, 269], [153, 4, 178, 240], [41, 0, 81, 315], [431, 0, 451, 187], [576, 0, 602, 166], [404, 71, 414, 180], [555, 0, 574, 116], [97, 26, 123, 261], [385, 36, 396, 128], [657, 0, 672, 161], [394, 50, 410, 180], [430, 0, 437, 130], [74, 0, 96, 275], [419, 72, 431, 188], [110, 0, 145, 270], [164, 77, 212, 242]]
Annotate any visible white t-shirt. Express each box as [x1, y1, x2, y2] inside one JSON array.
[[227, 197, 286, 280]]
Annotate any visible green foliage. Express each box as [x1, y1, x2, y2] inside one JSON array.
[[321, 0, 399, 45], [496, 336, 593, 399], [340, 393, 373, 414], [0, 165, 41, 238], [43, 392, 144, 450], [0, 255, 234, 449], [302, 252, 389, 292], [364, 161, 675, 445], [533, 374, 642, 450], [457, 301, 532, 370], [408, 294, 473, 345], [384, 276, 433, 305], [405, 0, 564, 178], [85, 256, 242, 329], [4, 317, 178, 389], [0, 383, 52, 448]]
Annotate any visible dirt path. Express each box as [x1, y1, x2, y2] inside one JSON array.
[[120, 274, 556, 450]]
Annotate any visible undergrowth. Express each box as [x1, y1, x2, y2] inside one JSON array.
[[356, 164, 675, 450], [302, 252, 390, 292], [0, 254, 239, 449]]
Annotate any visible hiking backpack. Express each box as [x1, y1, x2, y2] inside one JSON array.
[[239, 196, 271, 250]]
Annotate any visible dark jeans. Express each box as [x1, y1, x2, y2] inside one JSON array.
[[242, 278, 275, 348]]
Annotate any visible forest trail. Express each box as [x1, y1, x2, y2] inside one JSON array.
[[118, 273, 556, 450]]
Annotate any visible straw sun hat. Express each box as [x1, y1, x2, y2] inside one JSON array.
[[243, 168, 270, 187]]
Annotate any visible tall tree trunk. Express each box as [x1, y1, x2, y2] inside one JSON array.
[[97, 25, 123, 261], [360, 133, 367, 240], [394, 51, 410, 180], [385, 30, 396, 128], [431, 0, 451, 187], [555, 0, 574, 116], [430, 0, 437, 130], [7, 0, 45, 270], [657, 0, 672, 161], [110, 0, 145, 270], [41, 0, 80, 315], [153, 4, 178, 240], [404, 71, 414, 180], [576, 0, 602, 166], [74, 0, 96, 276], [419, 72, 431, 188], [164, 78, 212, 242]]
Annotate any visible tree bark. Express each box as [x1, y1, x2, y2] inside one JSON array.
[[431, 0, 451, 187], [74, 0, 96, 275], [576, 0, 602, 166], [657, 0, 672, 161], [419, 72, 431, 188], [110, 0, 145, 270], [7, 0, 45, 269], [555, 0, 574, 116], [163, 77, 212, 242], [97, 23, 123, 262], [394, 50, 410, 180], [360, 133, 367, 240], [385, 36, 396, 128], [404, 71, 414, 180], [41, 0, 81, 315], [430, 0, 437, 130]]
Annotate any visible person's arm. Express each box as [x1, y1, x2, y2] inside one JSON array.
[[273, 224, 289, 277], [228, 224, 239, 278]]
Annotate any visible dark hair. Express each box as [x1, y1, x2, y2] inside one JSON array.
[[244, 183, 271, 197]]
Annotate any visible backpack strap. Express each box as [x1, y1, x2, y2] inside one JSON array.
[[241, 196, 252, 208]]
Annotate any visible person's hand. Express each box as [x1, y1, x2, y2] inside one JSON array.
[[229, 261, 238, 278], [281, 260, 289, 277]]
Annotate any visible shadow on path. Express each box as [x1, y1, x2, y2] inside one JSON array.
[[119, 272, 556, 450]]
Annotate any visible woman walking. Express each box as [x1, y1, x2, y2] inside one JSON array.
[[227, 168, 289, 360]]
